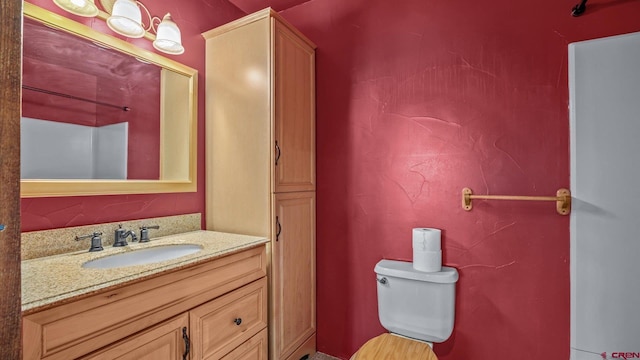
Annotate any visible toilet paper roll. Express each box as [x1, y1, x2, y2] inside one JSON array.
[[413, 249, 442, 272], [412, 228, 441, 252]]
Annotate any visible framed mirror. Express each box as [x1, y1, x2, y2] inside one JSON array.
[[21, 3, 197, 197]]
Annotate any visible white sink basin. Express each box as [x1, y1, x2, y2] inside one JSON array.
[[82, 244, 203, 269]]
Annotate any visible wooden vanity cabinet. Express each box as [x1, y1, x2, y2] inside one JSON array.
[[23, 246, 267, 360], [203, 8, 316, 360]]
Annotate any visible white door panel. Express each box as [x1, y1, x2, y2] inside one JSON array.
[[569, 31, 640, 357]]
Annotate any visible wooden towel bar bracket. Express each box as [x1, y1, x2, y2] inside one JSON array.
[[462, 187, 571, 215]]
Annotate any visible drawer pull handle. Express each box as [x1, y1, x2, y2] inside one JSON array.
[[182, 327, 190, 360], [234, 318, 242, 326], [276, 216, 282, 241], [275, 141, 281, 165]]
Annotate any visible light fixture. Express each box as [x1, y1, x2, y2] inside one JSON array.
[[53, 0, 184, 55], [106, 0, 144, 38], [53, 0, 99, 17], [153, 14, 184, 55]]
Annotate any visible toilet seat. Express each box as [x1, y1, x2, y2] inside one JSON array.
[[351, 333, 438, 360]]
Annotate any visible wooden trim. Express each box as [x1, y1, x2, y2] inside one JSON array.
[[202, 8, 273, 39], [0, 0, 23, 358], [20, 179, 197, 198], [269, 10, 316, 50]]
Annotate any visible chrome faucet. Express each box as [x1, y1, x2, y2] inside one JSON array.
[[114, 224, 137, 247]]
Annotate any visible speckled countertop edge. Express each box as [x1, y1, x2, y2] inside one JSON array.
[[22, 230, 268, 313]]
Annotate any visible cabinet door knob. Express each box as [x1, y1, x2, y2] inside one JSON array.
[[234, 318, 242, 325]]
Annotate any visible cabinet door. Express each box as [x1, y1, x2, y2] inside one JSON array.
[[190, 278, 267, 360], [220, 328, 268, 360], [273, 19, 316, 193], [272, 192, 316, 359], [81, 314, 189, 360]]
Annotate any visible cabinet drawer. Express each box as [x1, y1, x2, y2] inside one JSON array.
[[23, 246, 266, 360], [190, 278, 267, 360], [221, 328, 268, 360], [284, 333, 316, 360]]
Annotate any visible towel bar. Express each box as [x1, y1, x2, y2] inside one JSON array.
[[462, 187, 571, 215]]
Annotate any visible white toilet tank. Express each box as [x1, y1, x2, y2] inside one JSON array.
[[375, 259, 459, 343]]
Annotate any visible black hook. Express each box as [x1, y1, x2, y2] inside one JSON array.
[[572, 0, 588, 16]]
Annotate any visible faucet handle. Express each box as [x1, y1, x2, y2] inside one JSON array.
[[76, 232, 104, 252], [139, 225, 160, 243]]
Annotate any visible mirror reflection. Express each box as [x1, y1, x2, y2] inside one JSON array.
[[22, 17, 162, 180]]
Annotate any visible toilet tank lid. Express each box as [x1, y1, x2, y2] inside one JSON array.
[[375, 259, 459, 284]]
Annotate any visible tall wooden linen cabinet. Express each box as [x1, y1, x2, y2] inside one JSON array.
[[203, 9, 316, 360]]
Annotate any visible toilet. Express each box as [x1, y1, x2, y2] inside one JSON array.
[[351, 259, 459, 360]]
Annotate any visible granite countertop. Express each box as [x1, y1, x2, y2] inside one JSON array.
[[22, 230, 268, 313]]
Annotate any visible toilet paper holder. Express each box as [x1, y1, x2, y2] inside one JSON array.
[[462, 187, 571, 215]]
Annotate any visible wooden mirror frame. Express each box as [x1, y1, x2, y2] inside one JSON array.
[[21, 3, 197, 197]]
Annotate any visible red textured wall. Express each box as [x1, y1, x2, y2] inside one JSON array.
[[278, 0, 640, 359], [21, 0, 246, 231]]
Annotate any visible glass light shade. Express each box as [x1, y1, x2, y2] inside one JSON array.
[[153, 14, 184, 55], [106, 0, 144, 38], [53, 0, 99, 17]]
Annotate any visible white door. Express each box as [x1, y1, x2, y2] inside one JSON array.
[[569, 31, 640, 359]]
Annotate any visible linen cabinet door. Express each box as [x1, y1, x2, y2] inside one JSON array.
[[272, 192, 316, 359], [273, 19, 316, 194], [80, 314, 190, 360]]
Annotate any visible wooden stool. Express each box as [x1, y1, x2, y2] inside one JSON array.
[[351, 333, 438, 360]]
